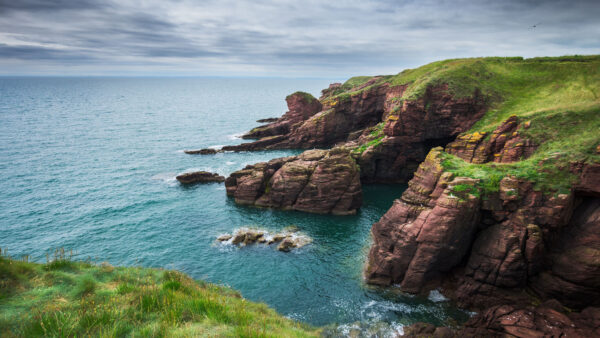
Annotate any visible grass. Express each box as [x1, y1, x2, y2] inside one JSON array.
[[337, 55, 600, 194], [286, 91, 317, 103], [0, 249, 318, 337], [351, 122, 386, 155]]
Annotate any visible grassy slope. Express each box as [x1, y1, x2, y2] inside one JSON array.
[[340, 56, 600, 193], [0, 251, 317, 337]]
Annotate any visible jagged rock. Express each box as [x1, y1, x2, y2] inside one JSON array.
[[277, 238, 295, 252], [530, 198, 600, 308], [446, 115, 536, 164], [231, 232, 246, 245], [366, 149, 482, 290], [217, 227, 312, 252], [225, 147, 362, 214], [366, 144, 600, 314], [176, 171, 225, 184], [241, 92, 322, 140], [217, 234, 232, 241], [184, 148, 220, 155], [458, 304, 600, 337], [357, 84, 487, 183]]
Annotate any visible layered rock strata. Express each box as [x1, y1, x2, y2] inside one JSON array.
[[366, 147, 600, 312], [224, 147, 362, 215], [445, 115, 536, 163]]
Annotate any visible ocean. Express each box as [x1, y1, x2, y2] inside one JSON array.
[[0, 77, 469, 330]]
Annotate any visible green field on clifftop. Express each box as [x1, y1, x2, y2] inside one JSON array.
[[341, 55, 600, 193], [0, 250, 317, 337]]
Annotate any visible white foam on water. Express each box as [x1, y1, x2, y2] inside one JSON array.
[[151, 172, 178, 186], [428, 289, 448, 302], [226, 161, 236, 165], [228, 132, 244, 140], [336, 323, 361, 336], [390, 322, 405, 336], [208, 145, 225, 150]]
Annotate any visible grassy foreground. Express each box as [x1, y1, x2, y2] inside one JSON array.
[[0, 249, 318, 337]]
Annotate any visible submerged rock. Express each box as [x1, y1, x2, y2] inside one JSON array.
[[176, 171, 225, 184], [216, 227, 312, 252]]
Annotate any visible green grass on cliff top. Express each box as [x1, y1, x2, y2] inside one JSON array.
[[0, 249, 318, 337], [340, 55, 600, 193]]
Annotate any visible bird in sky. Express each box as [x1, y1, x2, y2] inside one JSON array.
[[529, 22, 541, 29]]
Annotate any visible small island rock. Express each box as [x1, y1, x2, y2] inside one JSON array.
[[176, 171, 225, 184]]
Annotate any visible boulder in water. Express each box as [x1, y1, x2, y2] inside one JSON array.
[[176, 171, 225, 184]]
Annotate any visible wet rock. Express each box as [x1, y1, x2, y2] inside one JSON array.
[[231, 232, 246, 245], [217, 228, 312, 252], [217, 234, 232, 241], [184, 148, 220, 155], [243, 230, 265, 244], [176, 171, 225, 184], [277, 238, 295, 252]]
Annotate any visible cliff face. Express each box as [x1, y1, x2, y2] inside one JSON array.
[[355, 84, 486, 183], [367, 143, 600, 309], [216, 56, 600, 334]]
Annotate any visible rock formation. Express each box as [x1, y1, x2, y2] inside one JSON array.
[[225, 147, 362, 215], [184, 148, 221, 155], [176, 171, 225, 184], [187, 56, 600, 335], [216, 227, 312, 252]]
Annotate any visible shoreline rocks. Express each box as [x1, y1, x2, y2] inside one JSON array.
[[216, 227, 312, 252], [176, 171, 225, 184], [184, 148, 222, 155]]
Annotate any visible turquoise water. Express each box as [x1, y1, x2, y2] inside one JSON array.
[[0, 77, 469, 329]]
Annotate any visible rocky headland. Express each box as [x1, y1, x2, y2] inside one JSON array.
[[189, 55, 600, 336]]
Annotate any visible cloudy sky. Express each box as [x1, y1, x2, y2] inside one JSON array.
[[0, 0, 599, 77]]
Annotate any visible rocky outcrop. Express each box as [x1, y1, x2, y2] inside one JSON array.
[[216, 227, 312, 252], [241, 91, 322, 140], [366, 143, 600, 310], [446, 115, 536, 163], [225, 147, 362, 215], [529, 197, 600, 308], [184, 148, 221, 155], [457, 303, 600, 337], [355, 84, 487, 183], [176, 171, 225, 184], [401, 302, 600, 337], [366, 148, 482, 290]]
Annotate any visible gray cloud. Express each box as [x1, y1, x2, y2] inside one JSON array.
[[0, 0, 599, 76]]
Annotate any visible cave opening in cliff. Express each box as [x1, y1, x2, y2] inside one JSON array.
[[423, 136, 457, 150]]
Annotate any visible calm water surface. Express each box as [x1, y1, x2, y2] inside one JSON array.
[[0, 77, 469, 330]]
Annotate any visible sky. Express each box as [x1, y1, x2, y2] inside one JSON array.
[[0, 0, 599, 77]]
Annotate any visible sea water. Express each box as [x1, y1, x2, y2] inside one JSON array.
[[0, 77, 470, 330]]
